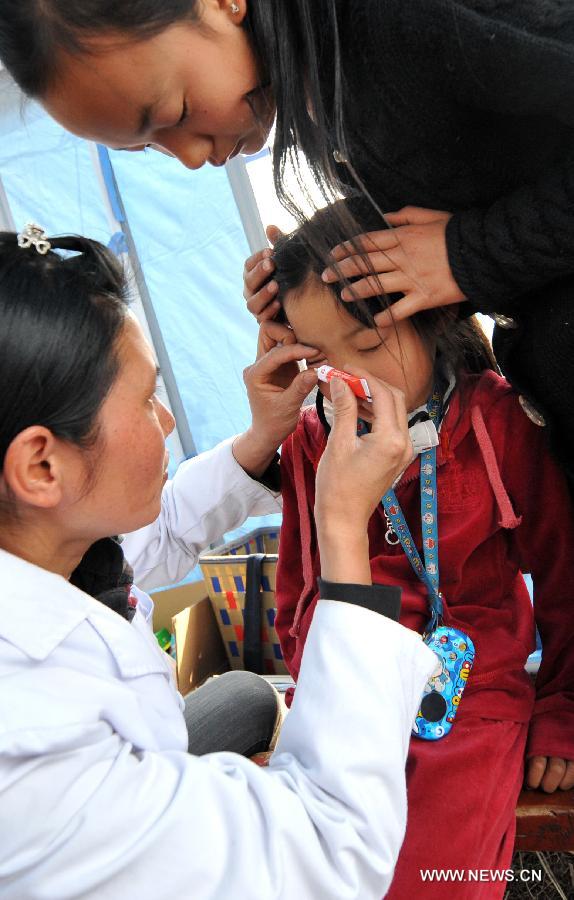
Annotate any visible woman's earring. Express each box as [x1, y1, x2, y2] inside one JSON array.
[[230, 2, 239, 12]]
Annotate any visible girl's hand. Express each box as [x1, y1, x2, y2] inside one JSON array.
[[322, 206, 466, 327], [315, 373, 412, 584], [243, 225, 284, 322], [526, 756, 574, 793], [232, 325, 318, 477]]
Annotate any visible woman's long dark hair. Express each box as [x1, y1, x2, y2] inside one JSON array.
[[0, 231, 129, 470]]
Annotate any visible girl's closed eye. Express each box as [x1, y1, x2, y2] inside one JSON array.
[[358, 341, 385, 354]]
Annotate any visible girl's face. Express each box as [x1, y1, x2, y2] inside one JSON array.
[[283, 276, 435, 413], [42, 3, 274, 169], [63, 313, 176, 542]]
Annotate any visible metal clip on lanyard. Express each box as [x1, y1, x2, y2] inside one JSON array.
[[382, 388, 444, 633]]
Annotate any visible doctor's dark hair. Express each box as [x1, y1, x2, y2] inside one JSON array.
[[271, 198, 498, 377], [0, 0, 352, 221], [0, 232, 129, 471]]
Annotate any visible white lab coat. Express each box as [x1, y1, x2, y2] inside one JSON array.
[[122, 436, 282, 590], [0, 436, 436, 899]]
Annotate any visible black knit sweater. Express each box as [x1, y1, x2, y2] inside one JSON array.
[[321, 0, 574, 483]]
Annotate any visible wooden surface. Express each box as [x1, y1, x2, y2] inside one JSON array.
[[515, 788, 574, 851]]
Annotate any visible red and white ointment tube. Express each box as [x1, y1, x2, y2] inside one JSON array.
[[316, 365, 372, 402]]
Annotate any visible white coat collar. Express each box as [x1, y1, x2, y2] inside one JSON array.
[[0, 549, 100, 660], [0, 549, 169, 678]]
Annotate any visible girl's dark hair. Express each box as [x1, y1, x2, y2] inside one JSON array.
[[272, 198, 497, 377], [0, 232, 129, 472]]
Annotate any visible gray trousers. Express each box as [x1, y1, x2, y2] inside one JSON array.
[[183, 671, 280, 757]]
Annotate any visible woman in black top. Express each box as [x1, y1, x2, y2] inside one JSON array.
[[0, 0, 573, 486]]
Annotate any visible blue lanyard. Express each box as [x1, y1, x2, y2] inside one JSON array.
[[382, 387, 444, 631]]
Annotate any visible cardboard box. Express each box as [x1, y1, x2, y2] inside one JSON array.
[[151, 580, 229, 695], [172, 594, 229, 695], [151, 579, 207, 634]]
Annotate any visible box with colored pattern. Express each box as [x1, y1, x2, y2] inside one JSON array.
[[199, 528, 288, 675]]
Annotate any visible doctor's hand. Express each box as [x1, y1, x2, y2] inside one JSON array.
[[315, 373, 412, 584], [243, 225, 284, 322], [232, 322, 319, 478], [323, 206, 466, 327]]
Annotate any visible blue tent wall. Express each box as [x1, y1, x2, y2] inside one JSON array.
[[109, 149, 260, 455], [0, 111, 111, 243]]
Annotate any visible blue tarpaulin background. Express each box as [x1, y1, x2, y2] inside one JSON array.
[[0, 105, 280, 585]]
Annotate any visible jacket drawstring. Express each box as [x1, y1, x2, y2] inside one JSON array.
[[289, 435, 317, 638], [471, 405, 522, 529]]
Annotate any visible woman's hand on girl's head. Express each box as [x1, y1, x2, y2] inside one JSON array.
[[232, 326, 318, 478], [315, 373, 412, 583], [322, 206, 466, 327], [243, 225, 284, 322]]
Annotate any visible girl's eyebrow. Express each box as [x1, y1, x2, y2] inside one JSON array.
[[292, 322, 370, 348], [345, 323, 372, 338]]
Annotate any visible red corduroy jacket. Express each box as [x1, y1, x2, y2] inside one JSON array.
[[277, 371, 574, 760]]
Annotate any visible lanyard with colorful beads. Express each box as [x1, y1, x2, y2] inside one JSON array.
[[382, 386, 444, 632]]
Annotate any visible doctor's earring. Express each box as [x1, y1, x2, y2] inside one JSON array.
[[230, 2, 239, 13]]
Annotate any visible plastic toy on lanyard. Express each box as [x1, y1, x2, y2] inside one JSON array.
[[413, 626, 475, 740]]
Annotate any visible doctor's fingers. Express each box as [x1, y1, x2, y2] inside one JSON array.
[[368, 378, 412, 464], [248, 341, 319, 383], [256, 320, 296, 359]]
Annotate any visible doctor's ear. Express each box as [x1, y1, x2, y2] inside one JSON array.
[[2, 427, 65, 510]]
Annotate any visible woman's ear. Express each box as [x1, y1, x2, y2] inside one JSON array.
[[2, 427, 64, 510], [217, 0, 248, 25]]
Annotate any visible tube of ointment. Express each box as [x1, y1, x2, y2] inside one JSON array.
[[316, 365, 372, 402]]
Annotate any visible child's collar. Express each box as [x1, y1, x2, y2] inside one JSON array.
[[315, 364, 456, 458], [316, 392, 439, 458]]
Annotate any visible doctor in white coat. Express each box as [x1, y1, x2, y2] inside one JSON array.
[[0, 227, 436, 899]]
